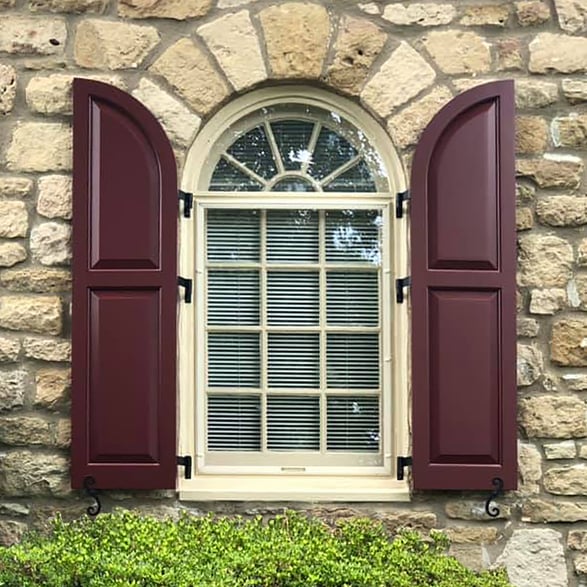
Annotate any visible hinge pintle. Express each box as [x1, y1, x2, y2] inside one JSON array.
[[177, 455, 192, 479], [396, 456, 413, 481], [178, 190, 193, 218], [396, 276, 411, 304], [396, 190, 411, 219], [178, 277, 193, 304]]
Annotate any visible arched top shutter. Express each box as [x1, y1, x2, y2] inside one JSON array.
[[71, 79, 177, 490], [411, 81, 517, 491]]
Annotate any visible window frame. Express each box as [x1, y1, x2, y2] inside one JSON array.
[[178, 87, 410, 501]]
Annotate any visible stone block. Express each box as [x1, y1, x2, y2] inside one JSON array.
[[30, 0, 108, 12], [0, 268, 71, 293], [515, 80, 558, 109], [554, 0, 587, 33], [445, 500, 511, 520], [517, 155, 584, 189], [23, 337, 71, 362], [30, 222, 71, 266], [519, 395, 587, 438], [0, 416, 53, 446], [0, 520, 27, 547], [0, 337, 19, 363], [519, 441, 542, 495], [517, 344, 543, 386], [0, 17, 66, 55], [544, 465, 587, 495], [382, 3, 456, 26], [544, 441, 576, 459], [0, 371, 26, 411], [518, 234, 573, 288], [516, 116, 548, 153], [516, 1, 551, 25], [35, 368, 70, 410], [423, 31, 491, 74], [529, 288, 566, 314], [460, 4, 510, 27], [563, 79, 587, 103], [0, 65, 16, 114], [517, 317, 539, 338], [0, 296, 62, 335], [37, 175, 72, 220], [552, 113, 587, 148], [118, 0, 212, 19], [0, 243, 27, 268], [0, 178, 33, 199], [530, 33, 587, 73], [0, 202, 27, 239]]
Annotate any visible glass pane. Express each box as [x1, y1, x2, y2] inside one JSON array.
[[271, 120, 315, 170], [208, 395, 261, 451], [208, 333, 260, 388], [208, 271, 259, 325], [267, 396, 320, 451], [310, 127, 357, 181], [268, 333, 320, 388], [207, 209, 260, 263], [209, 157, 264, 191], [268, 272, 319, 326], [327, 396, 379, 452], [326, 209, 381, 265], [323, 159, 376, 192], [327, 333, 379, 389], [227, 125, 277, 180], [327, 272, 378, 326], [267, 210, 319, 264], [273, 177, 315, 192]]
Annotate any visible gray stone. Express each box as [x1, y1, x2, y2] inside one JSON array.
[[0, 371, 26, 411], [30, 222, 71, 266]]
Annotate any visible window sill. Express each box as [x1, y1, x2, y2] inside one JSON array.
[[179, 476, 410, 502]]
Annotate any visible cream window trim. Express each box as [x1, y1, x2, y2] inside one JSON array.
[[178, 87, 410, 501]]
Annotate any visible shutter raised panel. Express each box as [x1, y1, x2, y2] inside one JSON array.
[[411, 81, 517, 491], [71, 79, 177, 490]]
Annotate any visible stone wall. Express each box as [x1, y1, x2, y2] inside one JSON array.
[[0, 0, 586, 585]]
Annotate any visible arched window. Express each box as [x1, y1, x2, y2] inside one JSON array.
[[179, 87, 409, 499]]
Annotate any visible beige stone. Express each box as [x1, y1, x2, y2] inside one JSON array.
[[0, 202, 27, 239], [0, 417, 53, 446], [0, 178, 33, 199], [554, 0, 587, 33], [30, 222, 71, 266], [445, 500, 511, 520], [563, 79, 587, 103], [54, 418, 70, 448], [387, 86, 453, 148], [579, 239, 587, 266], [150, 39, 229, 115], [496, 38, 523, 71], [6, 122, 71, 173], [218, 0, 259, 6], [518, 234, 573, 288], [496, 530, 567, 587], [325, 16, 387, 95], [30, 0, 108, 12], [359, 2, 379, 15], [0, 17, 66, 55], [517, 344, 543, 386], [519, 442, 542, 494], [0, 451, 69, 496], [516, 1, 551, 25], [552, 113, 587, 148], [569, 530, 587, 551], [23, 336, 71, 362], [0, 267, 71, 293], [373, 511, 437, 532], [518, 317, 539, 338], [198, 11, 266, 92], [460, 4, 510, 27], [517, 155, 584, 189], [444, 527, 498, 544], [448, 544, 484, 574], [544, 465, 587, 495], [75, 20, 159, 69], [260, 3, 330, 79], [536, 196, 587, 227], [37, 175, 72, 220], [362, 43, 435, 117], [519, 395, 587, 438], [382, 3, 456, 26], [119, 0, 211, 19], [0, 371, 26, 411], [0, 243, 26, 268], [523, 499, 587, 522], [564, 373, 587, 390], [529, 288, 566, 314], [517, 183, 536, 203], [517, 207, 533, 231], [576, 554, 587, 575], [0, 296, 62, 335], [552, 319, 587, 366], [581, 444, 587, 459], [516, 116, 548, 153], [544, 441, 576, 460], [0, 65, 16, 115], [35, 368, 70, 410], [0, 520, 27, 547], [530, 33, 587, 73], [0, 337, 19, 363], [515, 80, 558, 109], [423, 31, 491, 74]]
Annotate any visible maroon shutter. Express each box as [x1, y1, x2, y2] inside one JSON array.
[[411, 81, 516, 491], [71, 79, 177, 490]]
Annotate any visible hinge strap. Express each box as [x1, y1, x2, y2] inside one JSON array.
[[396, 276, 411, 304], [396, 456, 413, 481], [396, 190, 411, 219], [178, 277, 192, 304], [178, 190, 193, 218], [176, 455, 192, 479]]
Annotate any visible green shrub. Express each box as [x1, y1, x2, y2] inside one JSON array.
[[0, 510, 511, 587]]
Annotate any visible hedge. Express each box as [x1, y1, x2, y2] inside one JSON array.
[[0, 510, 512, 587]]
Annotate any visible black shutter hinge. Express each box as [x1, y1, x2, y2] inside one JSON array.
[[178, 190, 193, 218], [83, 476, 102, 517], [396, 190, 411, 219], [396, 456, 413, 481], [177, 455, 192, 479], [178, 277, 192, 304], [396, 276, 411, 304]]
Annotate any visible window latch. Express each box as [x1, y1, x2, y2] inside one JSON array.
[[178, 277, 193, 304], [396, 456, 412, 481], [396, 277, 411, 304], [178, 190, 193, 218], [396, 190, 410, 219], [177, 455, 192, 479]]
